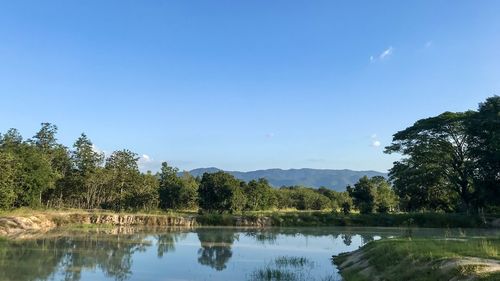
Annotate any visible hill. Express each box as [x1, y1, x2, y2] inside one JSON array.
[[186, 168, 387, 191]]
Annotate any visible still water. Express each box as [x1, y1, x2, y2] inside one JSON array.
[[0, 227, 497, 281]]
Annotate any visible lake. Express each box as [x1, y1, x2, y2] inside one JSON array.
[[0, 227, 498, 281]]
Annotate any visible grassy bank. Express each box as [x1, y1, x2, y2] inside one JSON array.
[[0, 208, 496, 228], [334, 238, 500, 281]]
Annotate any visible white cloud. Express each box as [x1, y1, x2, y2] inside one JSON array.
[[425, 41, 433, 48], [370, 134, 382, 148], [91, 144, 107, 156], [138, 154, 162, 172], [372, 140, 382, 148], [379, 46, 393, 59], [370, 46, 394, 62]]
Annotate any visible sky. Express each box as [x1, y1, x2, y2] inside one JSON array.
[[0, 1, 499, 173]]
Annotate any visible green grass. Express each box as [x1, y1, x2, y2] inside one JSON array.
[[0, 208, 494, 228], [248, 256, 339, 281], [334, 238, 500, 281]]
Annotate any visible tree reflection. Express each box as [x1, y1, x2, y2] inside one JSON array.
[[245, 230, 278, 245], [196, 229, 238, 271], [156, 232, 187, 258], [341, 233, 353, 246], [0, 232, 152, 281]]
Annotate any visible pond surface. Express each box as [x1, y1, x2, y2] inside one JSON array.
[[0, 227, 498, 281]]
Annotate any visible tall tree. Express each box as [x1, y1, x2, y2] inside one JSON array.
[[71, 133, 106, 208], [385, 112, 475, 211], [158, 162, 182, 210], [467, 96, 500, 208], [32, 123, 58, 152], [244, 178, 274, 211], [0, 151, 17, 209], [105, 149, 140, 210], [347, 176, 377, 214], [198, 171, 246, 214]]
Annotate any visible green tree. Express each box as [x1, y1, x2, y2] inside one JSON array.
[[244, 178, 275, 211], [126, 172, 159, 210], [71, 133, 106, 208], [347, 176, 377, 214], [385, 112, 475, 211], [374, 176, 398, 213], [177, 172, 199, 210], [158, 162, 181, 210], [467, 96, 500, 209], [105, 149, 140, 210], [198, 171, 246, 213], [0, 151, 17, 209], [0, 129, 59, 208]]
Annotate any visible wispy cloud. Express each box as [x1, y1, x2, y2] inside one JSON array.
[[370, 46, 394, 63], [370, 134, 382, 148], [138, 154, 162, 172], [425, 41, 433, 48], [91, 144, 107, 156], [265, 132, 275, 139], [372, 140, 381, 148], [379, 46, 393, 59]]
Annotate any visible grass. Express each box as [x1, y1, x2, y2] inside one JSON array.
[[0, 208, 495, 228], [333, 237, 500, 281], [248, 256, 339, 281]]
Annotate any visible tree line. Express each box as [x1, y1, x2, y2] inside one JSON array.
[[0, 125, 358, 213], [0, 96, 498, 214]]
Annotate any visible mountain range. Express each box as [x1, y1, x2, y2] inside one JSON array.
[[185, 168, 387, 191]]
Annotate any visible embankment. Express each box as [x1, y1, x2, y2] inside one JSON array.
[[333, 238, 500, 281], [0, 211, 497, 238]]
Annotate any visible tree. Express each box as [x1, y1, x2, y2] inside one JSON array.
[[385, 112, 475, 211], [14, 144, 58, 207], [105, 149, 140, 210], [158, 163, 199, 210], [0, 129, 59, 208], [387, 160, 457, 212], [31, 123, 58, 152], [347, 176, 396, 214], [0, 151, 17, 209], [244, 178, 275, 211], [374, 177, 398, 213], [70, 134, 106, 208], [158, 162, 181, 210], [177, 172, 199, 210], [198, 171, 246, 213], [126, 172, 159, 210], [347, 176, 377, 214], [467, 96, 500, 209]]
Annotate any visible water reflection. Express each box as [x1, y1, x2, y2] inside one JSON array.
[[197, 229, 238, 271], [0, 227, 497, 281]]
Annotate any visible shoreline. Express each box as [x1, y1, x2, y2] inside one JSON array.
[[0, 210, 497, 238], [333, 238, 500, 281]]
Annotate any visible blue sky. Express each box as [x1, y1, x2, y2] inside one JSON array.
[[0, 1, 499, 172]]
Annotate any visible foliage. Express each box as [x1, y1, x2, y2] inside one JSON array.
[[158, 163, 199, 210], [386, 96, 500, 212], [198, 171, 247, 213], [243, 178, 275, 211], [467, 96, 500, 209], [0, 151, 17, 209], [347, 176, 397, 214]]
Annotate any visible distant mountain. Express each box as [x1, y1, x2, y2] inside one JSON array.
[[186, 168, 387, 191]]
